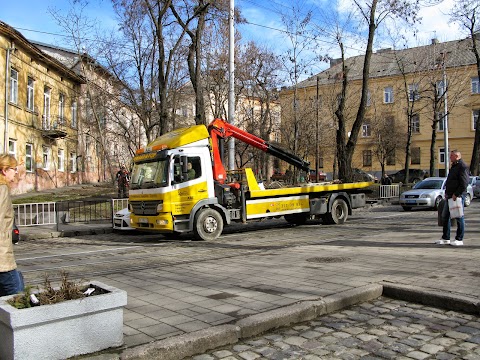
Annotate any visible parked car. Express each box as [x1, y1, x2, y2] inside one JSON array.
[[113, 208, 134, 230], [389, 168, 427, 184], [12, 222, 19, 244], [352, 168, 378, 183], [308, 169, 327, 182], [469, 176, 480, 198], [399, 177, 473, 211]]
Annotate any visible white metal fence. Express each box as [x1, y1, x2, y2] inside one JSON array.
[[379, 184, 400, 199], [13, 202, 57, 226], [14, 199, 129, 227]]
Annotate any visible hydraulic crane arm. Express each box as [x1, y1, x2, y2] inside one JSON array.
[[208, 118, 310, 183]]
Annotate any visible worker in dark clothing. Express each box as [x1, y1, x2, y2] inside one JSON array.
[[116, 165, 130, 198], [436, 150, 469, 246], [381, 174, 392, 185]]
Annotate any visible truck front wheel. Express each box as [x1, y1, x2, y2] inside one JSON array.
[[193, 208, 224, 241], [324, 198, 348, 225]]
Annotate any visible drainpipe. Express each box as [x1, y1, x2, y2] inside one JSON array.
[[4, 46, 12, 153]]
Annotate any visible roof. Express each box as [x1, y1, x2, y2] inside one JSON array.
[[297, 37, 478, 89], [0, 21, 84, 84]]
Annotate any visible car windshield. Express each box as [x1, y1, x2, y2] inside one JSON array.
[[130, 159, 169, 189], [413, 179, 443, 190]]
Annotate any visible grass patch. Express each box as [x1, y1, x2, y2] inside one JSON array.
[[13, 184, 117, 204]]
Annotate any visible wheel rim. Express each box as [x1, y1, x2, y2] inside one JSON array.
[[204, 216, 218, 234], [335, 205, 346, 220]]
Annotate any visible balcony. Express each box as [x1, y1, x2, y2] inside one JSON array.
[[42, 116, 67, 139]]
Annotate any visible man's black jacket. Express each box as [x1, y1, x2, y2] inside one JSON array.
[[445, 159, 469, 198]]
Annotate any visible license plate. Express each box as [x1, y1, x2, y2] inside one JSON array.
[[406, 200, 416, 204], [114, 220, 122, 226], [138, 217, 148, 224]]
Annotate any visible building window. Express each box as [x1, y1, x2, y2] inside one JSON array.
[[412, 114, 420, 133], [362, 121, 371, 137], [26, 144, 33, 172], [411, 147, 421, 165], [437, 112, 445, 132], [71, 101, 77, 128], [8, 139, 16, 156], [472, 77, 480, 94], [439, 147, 445, 164], [59, 94, 65, 124], [408, 83, 420, 101], [474, 110, 480, 130], [10, 68, 18, 104], [58, 149, 65, 172], [363, 150, 372, 167], [27, 77, 35, 111], [437, 79, 446, 97], [387, 150, 395, 166], [43, 87, 51, 129], [384, 87, 393, 103], [43, 146, 50, 170], [70, 152, 77, 173]]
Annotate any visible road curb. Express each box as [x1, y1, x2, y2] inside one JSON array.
[[381, 282, 480, 315], [119, 284, 383, 360], [21, 227, 114, 241]]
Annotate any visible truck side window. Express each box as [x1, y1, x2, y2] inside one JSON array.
[[173, 156, 202, 183]]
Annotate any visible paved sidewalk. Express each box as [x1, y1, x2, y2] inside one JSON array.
[[12, 203, 480, 360]]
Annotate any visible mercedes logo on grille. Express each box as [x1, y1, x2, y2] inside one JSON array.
[[141, 202, 146, 210]]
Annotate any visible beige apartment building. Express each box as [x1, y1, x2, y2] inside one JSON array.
[[1, 21, 84, 194], [281, 37, 480, 179]]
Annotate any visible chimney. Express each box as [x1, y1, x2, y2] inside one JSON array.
[[431, 38, 439, 44]]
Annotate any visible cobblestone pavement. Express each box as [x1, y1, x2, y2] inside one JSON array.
[[190, 297, 480, 360]]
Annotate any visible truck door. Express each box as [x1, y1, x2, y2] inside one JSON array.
[[170, 155, 208, 215]]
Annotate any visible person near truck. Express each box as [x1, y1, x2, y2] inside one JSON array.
[[0, 154, 24, 296], [436, 150, 469, 246], [116, 165, 130, 198]]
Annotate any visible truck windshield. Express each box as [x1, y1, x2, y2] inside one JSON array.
[[130, 160, 169, 189]]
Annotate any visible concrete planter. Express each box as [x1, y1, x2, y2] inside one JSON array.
[[0, 281, 127, 360]]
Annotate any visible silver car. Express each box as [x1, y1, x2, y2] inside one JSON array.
[[469, 176, 480, 198], [113, 207, 134, 230], [400, 177, 473, 211]]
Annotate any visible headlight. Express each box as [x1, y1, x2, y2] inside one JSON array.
[[157, 201, 163, 212], [420, 194, 429, 198]]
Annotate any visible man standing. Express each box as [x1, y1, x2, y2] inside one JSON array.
[[116, 165, 130, 198], [436, 150, 469, 246]]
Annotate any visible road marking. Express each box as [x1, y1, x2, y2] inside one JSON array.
[[17, 246, 143, 261]]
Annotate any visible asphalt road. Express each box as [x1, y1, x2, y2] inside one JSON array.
[[12, 199, 480, 359]]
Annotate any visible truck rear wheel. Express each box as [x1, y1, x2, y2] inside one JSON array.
[[324, 198, 348, 225], [193, 208, 224, 241]]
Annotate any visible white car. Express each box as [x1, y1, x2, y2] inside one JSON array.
[[399, 177, 473, 211], [469, 176, 480, 198], [113, 207, 134, 230]]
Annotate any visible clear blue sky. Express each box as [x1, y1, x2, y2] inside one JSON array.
[[1, 0, 465, 59]]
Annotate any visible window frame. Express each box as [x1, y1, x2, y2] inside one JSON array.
[[26, 143, 33, 172], [43, 146, 50, 170], [70, 152, 77, 173], [411, 114, 420, 133], [384, 86, 393, 104], [59, 93, 65, 124], [472, 77, 480, 94], [10, 68, 18, 104], [437, 112, 445, 132], [362, 121, 371, 137], [27, 77, 35, 111], [408, 83, 420, 101], [473, 109, 480, 131], [43, 87, 51, 129], [411, 147, 421, 165], [8, 139, 16, 157], [362, 150, 372, 167], [71, 101, 77, 128], [439, 147, 445, 165], [58, 149, 65, 172]]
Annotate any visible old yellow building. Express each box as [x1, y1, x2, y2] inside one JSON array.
[[280, 37, 480, 180], [1, 21, 84, 194]]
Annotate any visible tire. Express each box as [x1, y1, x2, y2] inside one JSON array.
[[402, 206, 412, 211], [434, 196, 442, 210], [465, 194, 471, 207], [324, 198, 349, 225], [193, 208, 224, 241], [284, 213, 309, 225]]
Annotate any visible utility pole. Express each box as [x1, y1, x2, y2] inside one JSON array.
[[227, 0, 235, 170], [443, 52, 449, 176]]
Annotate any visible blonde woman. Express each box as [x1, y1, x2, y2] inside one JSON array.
[[0, 154, 24, 296]]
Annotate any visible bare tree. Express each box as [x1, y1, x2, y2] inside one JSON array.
[[450, 0, 480, 175], [333, 0, 420, 182]]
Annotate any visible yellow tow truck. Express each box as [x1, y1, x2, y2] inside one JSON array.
[[128, 118, 371, 240]]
